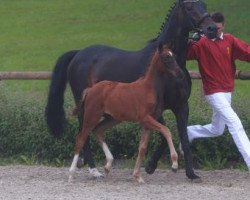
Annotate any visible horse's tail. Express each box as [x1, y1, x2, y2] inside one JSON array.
[[45, 50, 79, 137]]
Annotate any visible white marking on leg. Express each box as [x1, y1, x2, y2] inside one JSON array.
[[102, 142, 113, 174], [69, 154, 79, 182], [88, 168, 103, 178]]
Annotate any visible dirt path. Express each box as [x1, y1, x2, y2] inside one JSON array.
[[0, 165, 249, 200]]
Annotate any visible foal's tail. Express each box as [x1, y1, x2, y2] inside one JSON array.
[[45, 50, 79, 137], [72, 88, 89, 117]]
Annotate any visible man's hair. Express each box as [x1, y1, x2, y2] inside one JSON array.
[[211, 12, 225, 24]]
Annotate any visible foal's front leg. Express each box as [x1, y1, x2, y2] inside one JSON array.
[[143, 115, 178, 171], [133, 128, 151, 183]]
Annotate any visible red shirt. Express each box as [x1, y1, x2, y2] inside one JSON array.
[[187, 34, 250, 95]]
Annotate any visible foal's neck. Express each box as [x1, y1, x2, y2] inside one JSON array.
[[142, 55, 161, 86]]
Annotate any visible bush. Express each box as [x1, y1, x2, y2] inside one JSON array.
[[0, 81, 250, 170]]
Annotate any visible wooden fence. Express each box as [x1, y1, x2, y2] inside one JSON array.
[[0, 70, 250, 80]]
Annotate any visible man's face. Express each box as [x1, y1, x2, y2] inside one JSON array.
[[215, 22, 224, 37]]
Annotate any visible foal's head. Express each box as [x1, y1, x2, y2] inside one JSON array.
[[153, 44, 183, 78]]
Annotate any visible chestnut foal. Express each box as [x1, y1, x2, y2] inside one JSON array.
[[69, 45, 182, 183]]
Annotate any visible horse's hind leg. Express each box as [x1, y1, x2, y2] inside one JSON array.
[[143, 115, 178, 172], [93, 117, 120, 175], [133, 128, 151, 183]]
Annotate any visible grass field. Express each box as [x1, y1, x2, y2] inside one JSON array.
[[0, 0, 249, 90], [0, 0, 249, 168]]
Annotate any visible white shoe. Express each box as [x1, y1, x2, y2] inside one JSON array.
[[88, 168, 104, 178]]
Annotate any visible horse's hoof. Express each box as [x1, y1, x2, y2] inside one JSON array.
[[191, 177, 202, 183], [145, 160, 157, 175], [188, 174, 202, 183]]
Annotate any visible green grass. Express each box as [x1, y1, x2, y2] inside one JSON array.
[[0, 0, 250, 169], [0, 0, 249, 72]]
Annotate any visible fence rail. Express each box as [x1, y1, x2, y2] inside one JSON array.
[[0, 71, 250, 80]]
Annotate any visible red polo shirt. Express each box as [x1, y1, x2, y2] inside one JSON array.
[[187, 34, 250, 95]]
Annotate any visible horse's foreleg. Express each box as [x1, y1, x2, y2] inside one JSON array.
[[174, 103, 201, 181], [145, 116, 167, 174], [133, 129, 151, 183], [143, 116, 178, 172]]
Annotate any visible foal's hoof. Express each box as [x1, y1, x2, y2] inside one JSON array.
[[68, 175, 74, 183], [135, 177, 145, 184], [171, 163, 178, 173], [133, 173, 145, 184], [145, 160, 157, 175], [104, 168, 110, 175], [104, 165, 112, 175], [88, 168, 104, 178], [171, 167, 178, 173]]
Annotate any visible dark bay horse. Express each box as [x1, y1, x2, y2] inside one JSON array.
[[45, 0, 217, 181], [69, 46, 180, 183]]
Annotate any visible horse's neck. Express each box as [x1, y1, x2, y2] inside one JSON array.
[[157, 5, 189, 68]]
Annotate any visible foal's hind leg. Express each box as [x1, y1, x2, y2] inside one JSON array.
[[133, 128, 151, 183], [69, 126, 93, 182], [142, 115, 178, 171], [69, 111, 103, 181], [93, 117, 120, 175]]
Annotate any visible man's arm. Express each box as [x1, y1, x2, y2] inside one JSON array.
[[232, 36, 250, 62]]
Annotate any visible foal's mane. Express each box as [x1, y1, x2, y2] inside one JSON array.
[[149, 50, 161, 67]]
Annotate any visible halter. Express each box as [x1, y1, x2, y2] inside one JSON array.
[[181, 0, 211, 29], [196, 12, 210, 26]]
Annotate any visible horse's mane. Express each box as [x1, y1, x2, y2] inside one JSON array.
[[148, 2, 177, 44]]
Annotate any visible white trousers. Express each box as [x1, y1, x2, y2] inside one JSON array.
[[187, 92, 250, 169]]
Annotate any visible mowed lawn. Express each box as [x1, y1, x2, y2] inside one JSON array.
[[0, 0, 249, 103], [0, 0, 249, 122], [0, 0, 249, 111], [0, 0, 249, 73]]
